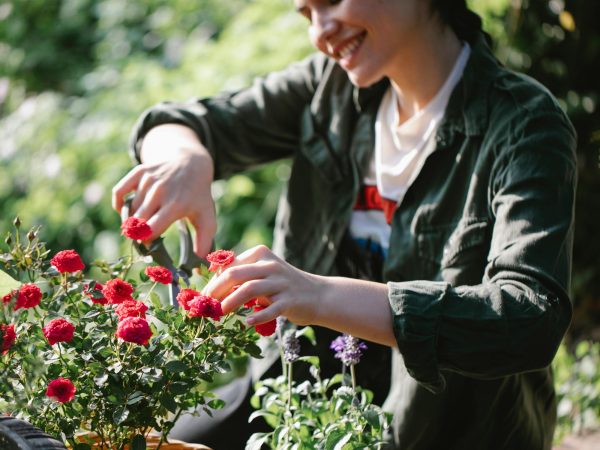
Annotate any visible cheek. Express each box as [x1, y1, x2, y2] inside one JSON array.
[[308, 26, 327, 54]]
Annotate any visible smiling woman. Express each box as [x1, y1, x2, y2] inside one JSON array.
[[112, 0, 577, 448]]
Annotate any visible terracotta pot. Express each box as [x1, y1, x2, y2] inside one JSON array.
[[74, 433, 213, 450]]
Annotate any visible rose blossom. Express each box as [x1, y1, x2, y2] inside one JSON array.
[[176, 288, 200, 311], [43, 318, 75, 345], [102, 279, 134, 304], [115, 300, 148, 320], [188, 295, 223, 321], [206, 250, 235, 273], [84, 282, 107, 305], [2, 292, 13, 304], [121, 217, 152, 241], [252, 305, 277, 337], [15, 283, 42, 310], [145, 266, 173, 285], [116, 317, 152, 345], [46, 378, 76, 403], [1, 324, 16, 354], [50, 249, 85, 273]]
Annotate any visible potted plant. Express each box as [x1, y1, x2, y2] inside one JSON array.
[[0, 217, 267, 449]]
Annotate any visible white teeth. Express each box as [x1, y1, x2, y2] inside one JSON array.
[[338, 35, 363, 59]]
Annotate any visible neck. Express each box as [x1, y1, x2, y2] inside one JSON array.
[[389, 25, 463, 124]]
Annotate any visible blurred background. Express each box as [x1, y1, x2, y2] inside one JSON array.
[[0, 0, 599, 440]]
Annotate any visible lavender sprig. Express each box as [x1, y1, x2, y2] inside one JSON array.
[[330, 334, 367, 367]]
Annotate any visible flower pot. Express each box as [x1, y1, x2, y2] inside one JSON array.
[[75, 433, 213, 450]]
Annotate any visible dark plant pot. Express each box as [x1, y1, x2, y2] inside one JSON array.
[[0, 416, 66, 450]]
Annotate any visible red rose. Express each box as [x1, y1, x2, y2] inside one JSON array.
[[115, 300, 148, 320], [188, 295, 223, 321], [1, 324, 16, 354], [15, 283, 42, 310], [50, 249, 85, 273], [176, 288, 200, 311], [121, 217, 152, 241], [253, 305, 277, 337], [46, 378, 76, 403], [145, 266, 173, 285], [43, 318, 75, 346], [206, 250, 235, 273], [2, 292, 14, 304], [84, 282, 107, 305], [116, 317, 152, 345], [102, 279, 134, 304]]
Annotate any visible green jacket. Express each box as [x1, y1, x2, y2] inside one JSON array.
[[131, 34, 577, 449]]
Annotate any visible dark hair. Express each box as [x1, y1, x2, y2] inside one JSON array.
[[429, 0, 483, 44]]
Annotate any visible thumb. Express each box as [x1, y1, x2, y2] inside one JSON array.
[[190, 212, 216, 258]]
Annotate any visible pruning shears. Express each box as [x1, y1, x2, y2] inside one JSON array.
[[121, 197, 208, 307]]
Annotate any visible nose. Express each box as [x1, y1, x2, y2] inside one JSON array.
[[308, 10, 339, 52]]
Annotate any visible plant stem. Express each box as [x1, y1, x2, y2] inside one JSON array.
[[350, 364, 357, 393]]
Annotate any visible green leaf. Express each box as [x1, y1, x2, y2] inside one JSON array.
[[131, 433, 146, 450], [165, 360, 189, 373], [207, 398, 226, 410], [160, 392, 178, 413], [113, 406, 130, 425], [324, 431, 352, 450], [296, 326, 316, 346], [0, 269, 20, 296], [127, 391, 146, 405], [245, 432, 269, 450], [297, 356, 320, 368], [73, 444, 92, 450]]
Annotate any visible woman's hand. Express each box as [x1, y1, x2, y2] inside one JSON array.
[[203, 245, 324, 326], [203, 245, 397, 348], [112, 124, 216, 257]]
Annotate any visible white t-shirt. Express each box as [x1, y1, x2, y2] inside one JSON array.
[[349, 44, 471, 257]]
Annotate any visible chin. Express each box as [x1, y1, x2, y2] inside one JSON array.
[[345, 69, 383, 89]]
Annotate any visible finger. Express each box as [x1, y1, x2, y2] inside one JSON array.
[[220, 278, 278, 314], [234, 245, 279, 265], [189, 211, 216, 258], [247, 300, 285, 326], [142, 204, 181, 242], [112, 166, 146, 212], [205, 260, 275, 300]]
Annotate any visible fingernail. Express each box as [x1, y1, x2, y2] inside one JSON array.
[[246, 317, 256, 325]]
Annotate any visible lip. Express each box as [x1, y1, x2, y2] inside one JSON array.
[[333, 31, 367, 69]]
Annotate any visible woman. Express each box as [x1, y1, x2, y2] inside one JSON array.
[[113, 0, 576, 448]]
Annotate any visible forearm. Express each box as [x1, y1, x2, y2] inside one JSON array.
[[313, 275, 397, 348], [140, 124, 213, 169]]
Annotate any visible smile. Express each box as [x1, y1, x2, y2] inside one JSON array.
[[336, 32, 366, 61]]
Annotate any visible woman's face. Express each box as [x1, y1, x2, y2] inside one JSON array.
[[294, 0, 434, 87]]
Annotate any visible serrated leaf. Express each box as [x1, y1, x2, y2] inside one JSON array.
[[0, 269, 20, 296]]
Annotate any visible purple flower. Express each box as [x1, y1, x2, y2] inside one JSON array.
[[283, 332, 301, 363], [330, 334, 367, 367]]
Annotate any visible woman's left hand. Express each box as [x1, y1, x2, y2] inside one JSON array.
[[202, 245, 324, 327]]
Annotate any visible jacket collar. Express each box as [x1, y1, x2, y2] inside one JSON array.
[[353, 32, 501, 139]]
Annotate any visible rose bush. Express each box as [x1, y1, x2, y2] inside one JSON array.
[[0, 218, 264, 449]]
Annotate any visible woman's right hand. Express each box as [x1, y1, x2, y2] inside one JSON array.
[[111, 124, 216, 257]]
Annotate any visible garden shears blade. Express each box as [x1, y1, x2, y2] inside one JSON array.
[[121, 198, 207, 307]]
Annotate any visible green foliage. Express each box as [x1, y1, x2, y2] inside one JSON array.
[[249, 328, 390, 449], [0, 221, 260, 448], [553, 341, 600, 443]]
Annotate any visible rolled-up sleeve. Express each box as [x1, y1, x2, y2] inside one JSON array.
[[128, 53, 329, 179]]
